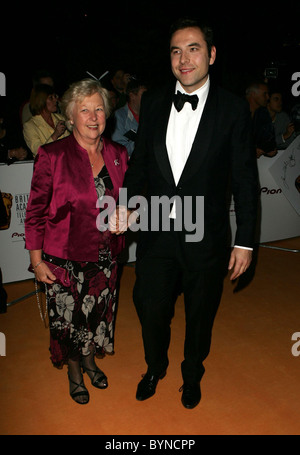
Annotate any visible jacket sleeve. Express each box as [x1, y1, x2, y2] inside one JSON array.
[[230, 100, 259, 248], [23, 119, 56, 157], [25, 147, 53, 250]]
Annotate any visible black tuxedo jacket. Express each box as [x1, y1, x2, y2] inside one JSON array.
[[123, 80, 258, 270]]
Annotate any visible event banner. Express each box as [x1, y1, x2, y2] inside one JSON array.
[[0, 161, 34, 283], [269, 135, 300, 215], [230, 137, 300, 245]]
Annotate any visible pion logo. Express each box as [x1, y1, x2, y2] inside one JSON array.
[[11, 232, 25, 241], [260, 187, 282, 195]]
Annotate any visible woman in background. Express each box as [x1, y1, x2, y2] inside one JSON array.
[[23, 83, 69, 156]]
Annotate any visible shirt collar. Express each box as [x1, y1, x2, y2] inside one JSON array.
[[175, 76, 210, 98]]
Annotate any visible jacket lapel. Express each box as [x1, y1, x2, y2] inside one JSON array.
[[153, 86, 176, 187], [102, 138, 128, 201], [178, 83, 218, 186]]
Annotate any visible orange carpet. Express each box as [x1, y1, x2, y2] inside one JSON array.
[[1, 238, 300, 435]]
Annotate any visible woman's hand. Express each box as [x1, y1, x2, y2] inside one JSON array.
[[30, 250, 56, 284], [34, 261, 57, 284], [52, 120, 66, 141]]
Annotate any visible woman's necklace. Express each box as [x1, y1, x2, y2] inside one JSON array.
[[90, 152, 100, 168], [90, 138, 103, 167]]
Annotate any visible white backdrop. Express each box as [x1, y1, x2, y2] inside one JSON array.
[[1, 140, 300, 284], [0, 161, 33, 283], [229, 138, 300, 245]]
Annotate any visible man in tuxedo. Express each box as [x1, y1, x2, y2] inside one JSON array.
[[115, 17, 258, 409]]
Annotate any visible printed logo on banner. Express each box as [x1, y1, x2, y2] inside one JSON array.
[[14, 193, 29, 226], [0, 192, 13, 231], [1, 191, 30, 239], [11, 193, 30, 243]]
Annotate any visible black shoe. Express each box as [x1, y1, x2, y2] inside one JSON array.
[[136, 370, 166, 401], [81, 354, 108, 389], [68, 372, 90, 405], [180, 382, 201, 409], [82, 365, 108, 389]]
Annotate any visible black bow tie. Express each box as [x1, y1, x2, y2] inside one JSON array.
[[173, 91, 199, 112]]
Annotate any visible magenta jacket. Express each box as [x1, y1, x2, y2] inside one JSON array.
[[25, 134, 128, 261]]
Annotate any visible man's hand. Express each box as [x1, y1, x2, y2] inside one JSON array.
[[228, 247, 252, 281]]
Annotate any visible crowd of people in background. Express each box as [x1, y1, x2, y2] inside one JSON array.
[[0, 66, 299, 165], [245, 78, 298, 159], [0, 68, 149, 164]]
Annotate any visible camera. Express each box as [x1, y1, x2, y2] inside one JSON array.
[[264, 68, 278, 79]]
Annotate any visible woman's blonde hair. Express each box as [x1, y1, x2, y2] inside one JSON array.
[[61, 79, 112, 131]]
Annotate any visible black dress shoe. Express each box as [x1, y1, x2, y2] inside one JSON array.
[[136, 371, 166, 401], [180, 382, 201, 409]]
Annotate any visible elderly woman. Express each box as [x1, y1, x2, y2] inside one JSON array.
[[23, 84, 69, 156], [25, 79, 128, 404]]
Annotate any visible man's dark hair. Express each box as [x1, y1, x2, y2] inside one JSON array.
[[169, 17, 214, 58], [126, 78, 146, 96], [32, 69, 53, 87]]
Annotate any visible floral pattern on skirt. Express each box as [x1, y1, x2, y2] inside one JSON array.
[[45, 249, 118, 369]]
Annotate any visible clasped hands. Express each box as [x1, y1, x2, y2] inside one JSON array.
[[109, 206, 139, 234]]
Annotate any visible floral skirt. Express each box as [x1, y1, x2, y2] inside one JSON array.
[[44, 249, 118, 368]]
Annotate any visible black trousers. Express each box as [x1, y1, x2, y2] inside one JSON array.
[[133, 230, 225, 384]]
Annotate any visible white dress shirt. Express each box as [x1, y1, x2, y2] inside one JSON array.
[[166, 77, 210, 186], [166, 77, 209, 219]]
